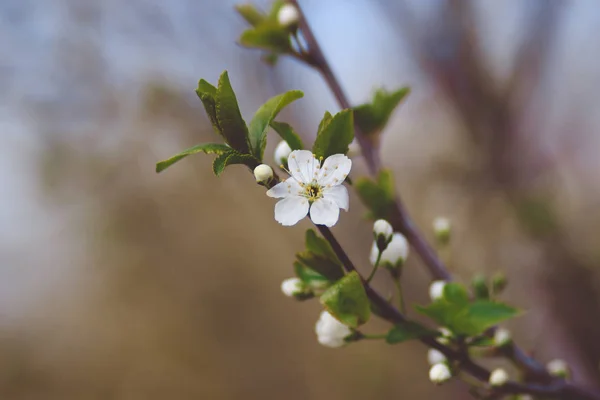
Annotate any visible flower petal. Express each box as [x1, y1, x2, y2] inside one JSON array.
[[323, 184, 349, 211], [266, 178, 302, 198], [274, 196, 309, 226], [309, 198, 340, 227], [288, 150, 319, 184], [317, 154, 352, 186]]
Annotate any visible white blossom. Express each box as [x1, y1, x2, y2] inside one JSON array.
[[266, 150, 351, 227], [274, 140, 292, 166], [315, 311, 352, 348], [373, 219, 393, 241], [369, 233, 409, 267], [253, 164, 273, 183], [427, 349, 447, 365], [280, 277, 303, 297], [277, 4, 300, 27], [433, 217, 451, 243], [489, 368, 509, 386], [429, 280, 447, 301], [494, 328, 512, 347], [429, 363, 451, 384], [547, 359, 569, 378]]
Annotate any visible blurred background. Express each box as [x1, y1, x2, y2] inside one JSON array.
[[2, 0, 600, 398]]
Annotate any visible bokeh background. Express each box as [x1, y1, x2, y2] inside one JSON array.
[[2, 0, 600, 398]]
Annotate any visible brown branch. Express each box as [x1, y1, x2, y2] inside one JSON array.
[[279, 1, 600, 399]]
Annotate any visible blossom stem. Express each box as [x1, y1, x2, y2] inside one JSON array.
[[360, 333, 388, 340], [365, 251, 382, 283], [393, 276, 405, 314]]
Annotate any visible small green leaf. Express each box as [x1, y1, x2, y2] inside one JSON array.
[[453, 301, 521, 336], [156, 143, 230, 173], [294, 261, 328, 284], [305, 229, 338, 260], [248, 90, 303, 159], [353, 87, 410, 136], [270, 121, 304, 150], [355, 169, 396, 220], [443, 283, 470, 306], [212, 149, 259, 176], [235, 4, 266, 27], [320, 271, 370, 328], [317, 111, 333, 135], [196, 80, 220, 134], [216, 71, 251, 154], [416, 300, 520, 337], [312, 109, 355, 159], [239, 24, 292, 54], [386, 321, 438, 344], [296, 252, 344, 281]]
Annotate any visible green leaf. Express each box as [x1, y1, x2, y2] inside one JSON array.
[[156, 143, 230, 173], [235, 4, 266, 27], [296, 252, 344, 281], [270, 121, 304, 150], [443, 283, 470, 306], [355, 169, 396, 220], [320, 271, 370, 328], [239, 24, 292, 54], [386, 321, 438, 344], [312, 109, 354, 159], [305, 229, 338, 260], [294, 261, 328, 284], [416, 300, 520, 337], [317, 111, 333, 135], [248, 90, 304, 159], [196, 80, 220, 134], [353, 87, 410, 136], [216, 71, 251, 154], [212, 149, 260, 176], [452, 301, 521, 336]]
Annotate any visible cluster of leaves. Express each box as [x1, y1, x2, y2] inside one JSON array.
[[156, 71, 303, 175], [236, 1, 297, 65], [353, 88, 410, 137], [294, 230, 370, 328], [416, 283, 519, 337]]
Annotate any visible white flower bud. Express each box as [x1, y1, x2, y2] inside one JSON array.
[[436, 327, 452, 345], [547, 359, 569, 378], [429, 363, 452, 384], [433, 217, 451, 244], [254, 164, 273, 183], [369, 232, 409, 267], [315, 311, 352, 348], [277, 4, 300, 27], [274, 140, 292, 167], [494, 328, 512, 347], [280, 277, 303, 297], [373, 219, 393, 241], [427, 349, 447, 365], [429, 280, 446, 301], [489, 368, 509, 386]]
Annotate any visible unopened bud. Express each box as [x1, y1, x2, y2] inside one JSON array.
[[489, 368, 509, 386], [280, 277, 304, 297], [274, 140, 292, 167], [429, 280, 446, 301], [547, 359, 569, 378], [494, 328, 512, 347], [429, 363, 452, 384], [277, 4, 299, 28], [427, 349, 447, 365], [254, 164, 273, 183], [373, 219, 393, 251], [437, 327, 452, 345], [433, 217, 451, 244], [471, 275, 490, 299], [492, 272, 508, 294], [369, 232, 409, 268]]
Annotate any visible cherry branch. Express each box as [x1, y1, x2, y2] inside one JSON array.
[[283, 1, 600, 398]]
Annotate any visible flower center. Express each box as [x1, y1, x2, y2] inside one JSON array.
[[303, 182, 323, 202]]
